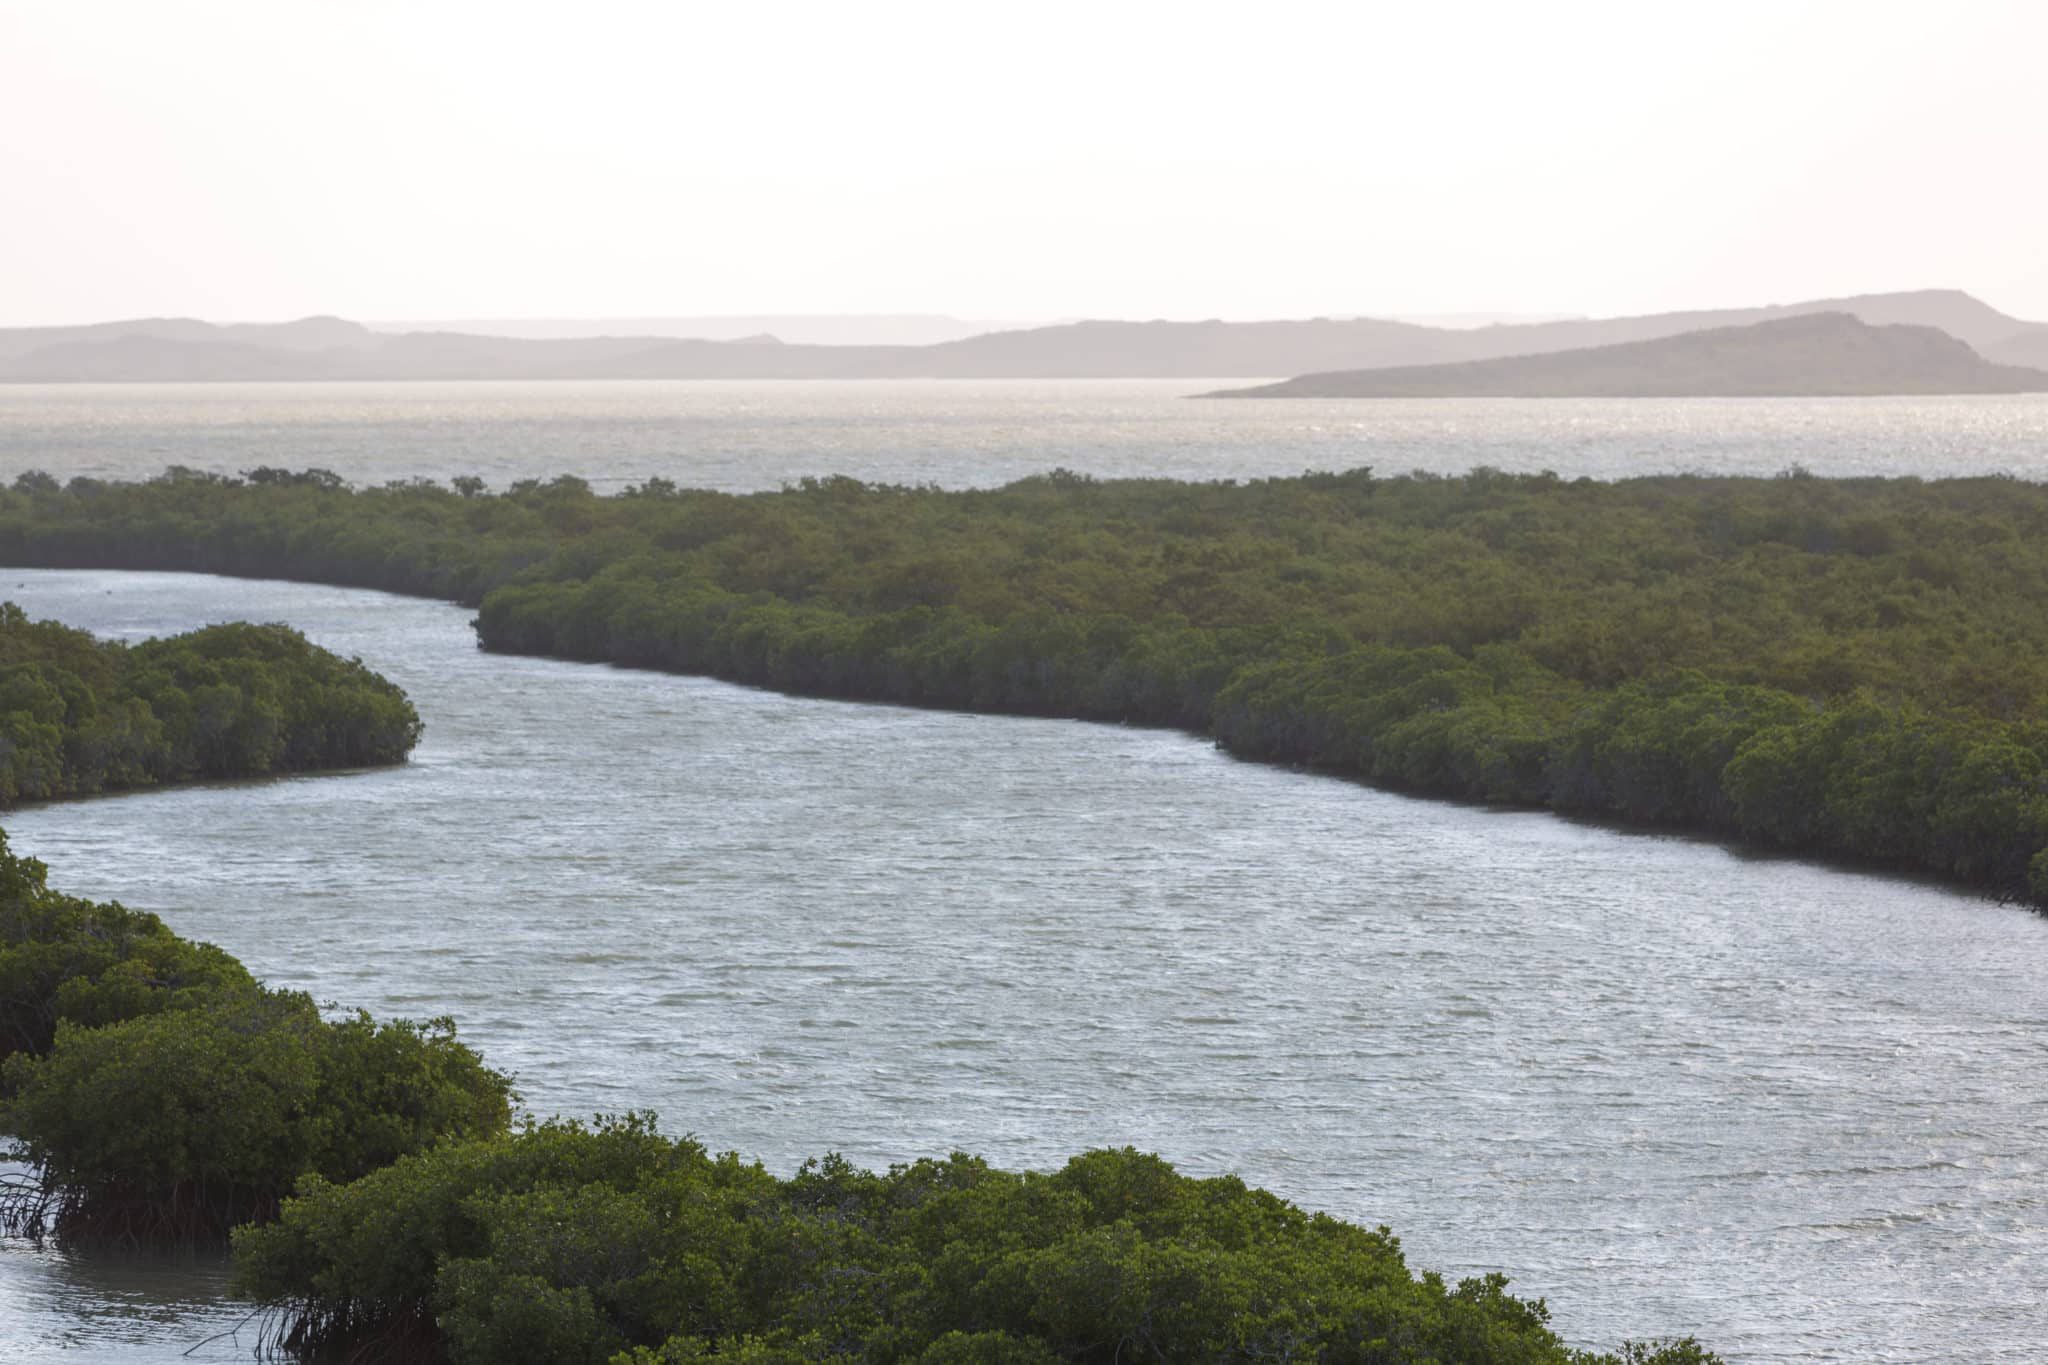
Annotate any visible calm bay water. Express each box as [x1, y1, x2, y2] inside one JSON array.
[[3, 569, 2047, 1363], [3, 380, 2048, 490]]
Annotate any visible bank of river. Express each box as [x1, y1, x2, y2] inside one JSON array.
[[4, 568, 2047, 1362]]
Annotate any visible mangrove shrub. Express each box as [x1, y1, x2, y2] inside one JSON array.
[[234, 1116, 1721, 1365], [0, 602, 423, 804]]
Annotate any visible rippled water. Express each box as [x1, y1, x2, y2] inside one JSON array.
[[3, 380, 2047, 491], [3, 569, 2047, 1362]]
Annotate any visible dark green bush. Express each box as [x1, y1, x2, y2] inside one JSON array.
[[235, 1119, 1719, 1365], [0, 829, 254, 1064], [0, 603, 422, 804], [0, 987, 510, 1242], [0, 830, 510, 1244]]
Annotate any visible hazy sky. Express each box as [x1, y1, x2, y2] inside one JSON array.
[[4, 0, 2045, 327]]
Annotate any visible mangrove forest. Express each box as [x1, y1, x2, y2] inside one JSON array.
[[3, 464, 2044, 906], [0, 597, 422, 805]]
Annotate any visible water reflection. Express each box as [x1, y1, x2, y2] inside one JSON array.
[[0, 1221, 248, 1359]]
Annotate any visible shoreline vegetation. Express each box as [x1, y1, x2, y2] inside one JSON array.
[[0, 833, 1718, 1364], [0, 832, 511, 1242], [0, 603, 423, 806], [1, 465, 2043, 909]]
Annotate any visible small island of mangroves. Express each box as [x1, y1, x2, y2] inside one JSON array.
[[1, 830, 1714, 1364], [0, 602, 421, 805], [5, 464, 2045, 907]]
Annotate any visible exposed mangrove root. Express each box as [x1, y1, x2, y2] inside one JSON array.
[[254, 1303, 437, 1365], [0, 1171, 280, 1250], [0, 1163, 54, 1241], [182, 1306, 263, 1358]]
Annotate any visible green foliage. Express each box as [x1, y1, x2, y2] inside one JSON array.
[[308, 1011, 517, 1181], [0, 989, 510, 1243], [0, 828, 254, 1063], [3, 990, 329, 1237], [1, 467, 2042, 902], [0, 602, 422, 805], [235, 1121, 1719, 1365], [0, 830, 511, 1244]]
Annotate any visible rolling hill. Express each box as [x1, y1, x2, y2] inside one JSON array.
[[1206, 313, 2048, 398], [3, 291, 2045, 382]]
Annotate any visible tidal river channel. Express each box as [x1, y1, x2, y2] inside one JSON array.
[[3, 568, 2046, 1363]]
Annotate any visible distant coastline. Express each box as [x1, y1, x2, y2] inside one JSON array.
[[4, 288, 2046, 385]]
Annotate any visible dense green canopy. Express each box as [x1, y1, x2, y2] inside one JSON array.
[[5, 464, 2044, 903], [0, 830, 512, 1242], [0, 599, 422, 805], [0, 830, 252, 1062], [234, 1116, 1718, 1365]]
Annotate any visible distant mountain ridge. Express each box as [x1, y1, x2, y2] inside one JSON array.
[[366, 315, 1032, 346], [3, 290, 2045, 383], [0, 314, 382, 363], [1443, 288, 2048, 363], [1207, 314, 2048, 399]]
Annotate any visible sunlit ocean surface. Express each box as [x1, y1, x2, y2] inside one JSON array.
[[3, 571, 2046, 1363], [2, 380, 2047, 490]]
